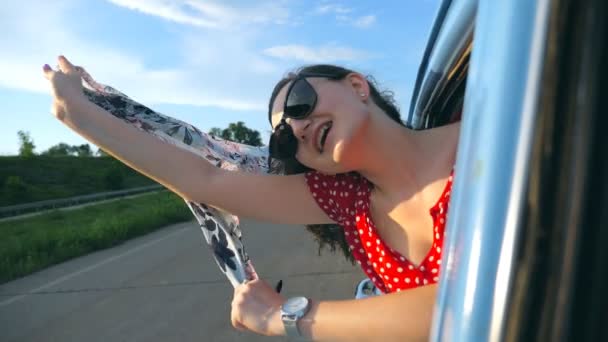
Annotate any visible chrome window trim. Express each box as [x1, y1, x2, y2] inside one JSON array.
[[430, 0, 552, 341], [408, 0, 477, 129]]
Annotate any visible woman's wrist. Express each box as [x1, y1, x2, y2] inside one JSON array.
[[273, 298, 317, 338], [272, 305, 286, 337], [296, 299, 319, 340]]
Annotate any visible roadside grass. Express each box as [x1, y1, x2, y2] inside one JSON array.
[[0, 191, 193, 284], [0, 156, 157, 206]]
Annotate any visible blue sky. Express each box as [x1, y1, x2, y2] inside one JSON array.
[[0, 0, 440, 155]]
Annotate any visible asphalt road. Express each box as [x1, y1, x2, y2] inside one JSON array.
[[0, 219, 365, 342]]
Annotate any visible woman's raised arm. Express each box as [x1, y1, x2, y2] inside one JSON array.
[[43, 56, 333, 225]]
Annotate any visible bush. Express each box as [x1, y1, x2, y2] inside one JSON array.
[[0, 156, 157, 206], [103, 168, 124, 190], [3, 176, 29, 203]]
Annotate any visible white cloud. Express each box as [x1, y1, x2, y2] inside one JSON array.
[[107, 0, 220, 28], [315, 3, 353, 15], [106, 0, 290, 29], [314, 2, 375, 29], [263, 44, 372, 63], [353, 15, 376, 28], [0, 0, 375, 114], [0, 0, 283, 112]]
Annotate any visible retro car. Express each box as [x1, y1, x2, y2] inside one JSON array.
[[359, 0, 606, 340]]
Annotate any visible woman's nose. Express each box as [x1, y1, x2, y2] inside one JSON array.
[[287, 117, 312, 140]]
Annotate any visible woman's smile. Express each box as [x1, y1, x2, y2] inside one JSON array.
[[313, 120, 333, 153]]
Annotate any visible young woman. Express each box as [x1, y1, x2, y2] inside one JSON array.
[[43, 56, 460, 341]]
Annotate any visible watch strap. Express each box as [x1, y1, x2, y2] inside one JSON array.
[[282, 314, 302, 339], [281, 297, 311, 341]]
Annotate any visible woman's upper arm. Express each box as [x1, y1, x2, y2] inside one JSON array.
[[188, 169, 336, 225]]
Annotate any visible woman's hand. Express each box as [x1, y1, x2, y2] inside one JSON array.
[[231, 279, 286, 336], [42, 55, 87, 123]]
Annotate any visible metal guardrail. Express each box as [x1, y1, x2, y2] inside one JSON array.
[[0, 184, 164, 218]]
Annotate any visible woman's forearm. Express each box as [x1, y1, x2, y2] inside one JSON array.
[[64, 97, 217, 201], [300, 284, 437, 342]]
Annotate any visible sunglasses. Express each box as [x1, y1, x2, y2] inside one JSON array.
[[269, 73, 340, 160]]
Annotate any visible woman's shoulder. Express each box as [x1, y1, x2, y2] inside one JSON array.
[[304, 171, 370, 220], [304, 172, 373, 204]]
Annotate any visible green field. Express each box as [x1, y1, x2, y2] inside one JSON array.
[[0, 156, 156, 207], [0, 191, 193, 284]]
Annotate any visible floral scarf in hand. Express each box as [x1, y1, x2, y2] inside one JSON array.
[[79, 68, 266, 287]]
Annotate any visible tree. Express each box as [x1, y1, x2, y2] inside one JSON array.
[[17, 130, 36, 157], [41, 143, 72, 156], [96, 147, 110, 157], [209, 127, 223, 138], [74, 144, 93, 157], [41, 143, 93, 157], [209, 121, 263, 146]]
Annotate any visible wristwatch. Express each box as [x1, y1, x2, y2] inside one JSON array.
[[280, 296, 311, 340]]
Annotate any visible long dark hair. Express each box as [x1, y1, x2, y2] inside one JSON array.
[[267, 65, 405, 262]]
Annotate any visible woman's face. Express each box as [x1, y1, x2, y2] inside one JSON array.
[[270, 74, 371, 174]]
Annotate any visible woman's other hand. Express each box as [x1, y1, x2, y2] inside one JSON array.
[[231, 279, 286, 336], [42, 55, 86, 123]]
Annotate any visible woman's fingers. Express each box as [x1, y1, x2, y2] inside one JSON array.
[[231, 314, 248, 332], [57, 55, 76, 74], [230, 279, 285, 336], [42, 64, 54, 80], [231, 293, 247, 332], [42, 56, 80, 80], [42, 56, 86, 125]]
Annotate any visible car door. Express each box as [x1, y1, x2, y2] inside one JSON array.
[[410, 0, 607, 341]]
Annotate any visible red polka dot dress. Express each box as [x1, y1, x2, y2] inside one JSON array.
[[304, 170, 454, 293]]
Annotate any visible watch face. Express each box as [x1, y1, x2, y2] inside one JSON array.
[[283, 297, 308, 314]]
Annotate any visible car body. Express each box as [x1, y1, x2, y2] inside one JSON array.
[[409, 0, 607, 341]]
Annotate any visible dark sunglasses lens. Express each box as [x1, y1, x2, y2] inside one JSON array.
[[269, 124, 297, 159], [285, 79, 316, 119]]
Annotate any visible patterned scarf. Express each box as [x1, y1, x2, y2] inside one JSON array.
[[80, 68, 264, 287]]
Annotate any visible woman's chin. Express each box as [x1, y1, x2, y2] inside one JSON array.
[[331, 130, 368, 171], [329, 140, 356, 170], [302, 136, 360, 174]]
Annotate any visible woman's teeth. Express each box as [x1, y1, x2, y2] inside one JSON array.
[[317, 121, 333, 153]]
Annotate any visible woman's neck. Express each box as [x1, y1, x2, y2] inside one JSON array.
[[355, 110, 459, 201]]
